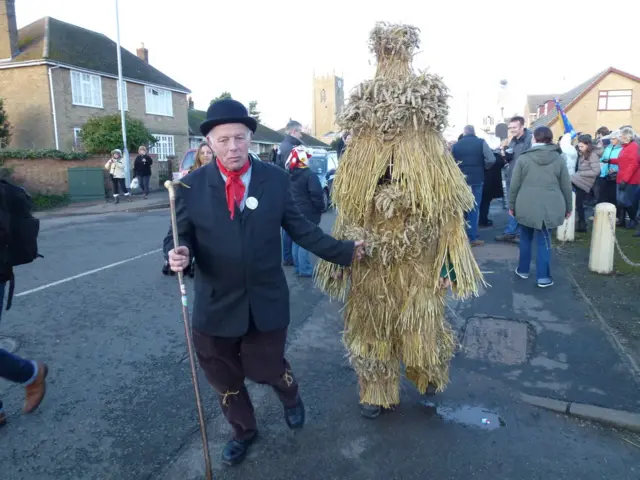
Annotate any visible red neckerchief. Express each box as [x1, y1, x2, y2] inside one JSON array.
[[217, 158, 251, 220]]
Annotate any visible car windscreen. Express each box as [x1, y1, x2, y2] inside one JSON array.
[[181, 151, 195, 171], [308, 155, 328, 175]]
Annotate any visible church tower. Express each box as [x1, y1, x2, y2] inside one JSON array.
[[312, 73, 345, 139]]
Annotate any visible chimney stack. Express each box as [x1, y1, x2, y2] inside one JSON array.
[[0, 0, 19, 60], [136, 42, 148, 63]]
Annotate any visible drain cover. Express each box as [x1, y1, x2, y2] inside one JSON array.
[[462, 317, 528, 365], [0, 336, 18, 353]]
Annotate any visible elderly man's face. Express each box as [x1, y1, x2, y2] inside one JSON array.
[[207, 123, 251, 171]]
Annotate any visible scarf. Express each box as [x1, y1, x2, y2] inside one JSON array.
[[217, 158, 251, 220]]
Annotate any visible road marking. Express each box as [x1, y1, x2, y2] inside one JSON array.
[[15, 249, 163, 297]]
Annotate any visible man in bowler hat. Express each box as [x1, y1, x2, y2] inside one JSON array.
[[165, 99, 365, 466]]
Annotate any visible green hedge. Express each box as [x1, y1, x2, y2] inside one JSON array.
[[31, 193, 70, 211], [0, 149, 90, 160]]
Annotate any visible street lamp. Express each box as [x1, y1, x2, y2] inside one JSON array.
[[115, 0, 131, 185]]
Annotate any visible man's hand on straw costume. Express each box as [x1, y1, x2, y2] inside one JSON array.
[[439, 277, 452, 290], [353, 240, 366, 261], [168, 246, 190, 272]]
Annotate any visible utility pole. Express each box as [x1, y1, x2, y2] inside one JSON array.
[[115, 0, 130, 185], [466, 90, 470, 125]]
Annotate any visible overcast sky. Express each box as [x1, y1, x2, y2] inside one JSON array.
[[14, 0, 640, 133]]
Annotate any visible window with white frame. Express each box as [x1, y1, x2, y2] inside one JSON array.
[[150, 134, 175, 161], [70, 71, 103, 108], [73, 128, 83, 149], [190, 136, 205, 149], [116, 81, 128, 111], [145, 86, 173, 116], [598, 90, 632, 111]]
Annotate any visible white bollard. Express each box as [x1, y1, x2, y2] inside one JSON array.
[[589, 202, 617, 274], [557, 191, 576, 242]]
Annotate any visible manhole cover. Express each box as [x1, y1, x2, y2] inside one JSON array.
[[462, 317, 528, 365], [0, 336, 18, 353]]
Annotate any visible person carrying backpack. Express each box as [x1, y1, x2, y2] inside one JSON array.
[[0, 180, 48, 428]]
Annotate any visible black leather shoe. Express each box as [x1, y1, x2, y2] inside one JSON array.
[[222, 433, 257, 466], [360, 404, 382, 419], [284, 397, 305, 429]]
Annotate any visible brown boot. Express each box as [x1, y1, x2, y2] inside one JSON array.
[[23, 362, 48, 414], [0, 410, 6, 427]]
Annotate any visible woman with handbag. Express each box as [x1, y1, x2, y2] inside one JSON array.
[[571, 135, 601, 232], [597, 131, 621, 205], [133, 146, 153, 199]]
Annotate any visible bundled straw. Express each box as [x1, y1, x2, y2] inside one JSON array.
[[315, 22, 484, 407]]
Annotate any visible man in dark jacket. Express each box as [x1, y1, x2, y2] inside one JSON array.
[[277, 120, 304, 266], [452, 125, 495, 246], [165, 100, 364, 466], [285, 146, 325, 276], [276, 120, 303, 170], [497, 116, 533, 243], [0, 184, 48, 429]]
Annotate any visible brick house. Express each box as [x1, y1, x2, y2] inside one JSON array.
[[0, 3, 190, 180], [527, 67, 640, 138]]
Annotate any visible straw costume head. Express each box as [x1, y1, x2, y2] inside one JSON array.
[[314, 23, 484, 408]]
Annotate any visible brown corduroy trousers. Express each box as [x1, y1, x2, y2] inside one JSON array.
[[193, 324, 298, 441]]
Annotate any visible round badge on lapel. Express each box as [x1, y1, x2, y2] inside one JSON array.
[[246, 196, 258, 210]]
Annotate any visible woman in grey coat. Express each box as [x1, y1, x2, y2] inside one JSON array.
[[509, 126, 573, 288]]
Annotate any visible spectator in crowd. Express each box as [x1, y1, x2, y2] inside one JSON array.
[[268, 145, 279, 164], [571, 134, 601, 232], [597, 131, 621, 205], [452, 125, 495, 246], [497, 116, 533, 244], [133, 146, 153, 199], [509, 126, 572, 288], [610, 126, 640, 229], [278, 120, 304, 266], [285, 147, 326, 276], [105, 149, 130, 204]]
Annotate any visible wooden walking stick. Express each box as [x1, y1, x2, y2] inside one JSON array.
[[164, 180, 213, 480]]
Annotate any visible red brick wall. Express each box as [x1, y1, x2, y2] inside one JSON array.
[[3, 155, 110, 195], [3, 154, 164, 195]]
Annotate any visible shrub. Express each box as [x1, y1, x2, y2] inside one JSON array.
[[80, 114, 157, 154], [0, 149, 89, 160]]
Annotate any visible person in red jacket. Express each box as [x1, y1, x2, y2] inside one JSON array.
[[610, 127, 640, 228]]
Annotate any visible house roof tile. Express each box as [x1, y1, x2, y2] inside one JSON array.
[[526, 94, 559, 113], [7, 17, 189, 92], [188, 109, 285, 145]]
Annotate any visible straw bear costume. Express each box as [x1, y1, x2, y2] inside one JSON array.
[[315, 23, 484, 408]]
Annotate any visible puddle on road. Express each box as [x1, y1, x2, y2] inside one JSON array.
[[421, 401, 506, 430]]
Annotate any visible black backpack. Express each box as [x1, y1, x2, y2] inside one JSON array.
[[0, 180, 42, 310]]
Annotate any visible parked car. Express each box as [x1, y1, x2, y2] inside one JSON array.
[[325, 151, 339, 205], [173, 149, 262, 180], [307, 149, 338, 211]]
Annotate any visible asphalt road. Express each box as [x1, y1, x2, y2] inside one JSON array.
[[0, 209, 638, 480]]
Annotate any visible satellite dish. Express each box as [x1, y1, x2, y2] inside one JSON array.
[[495, 123, 508, 140]]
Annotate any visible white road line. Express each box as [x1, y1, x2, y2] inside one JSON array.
[[15, 248, 163, 297]]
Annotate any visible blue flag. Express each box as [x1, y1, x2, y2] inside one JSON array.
[[554, 98, 576, 139]]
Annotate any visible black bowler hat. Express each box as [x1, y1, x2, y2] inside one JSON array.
[[199, 99, 257, 136]]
